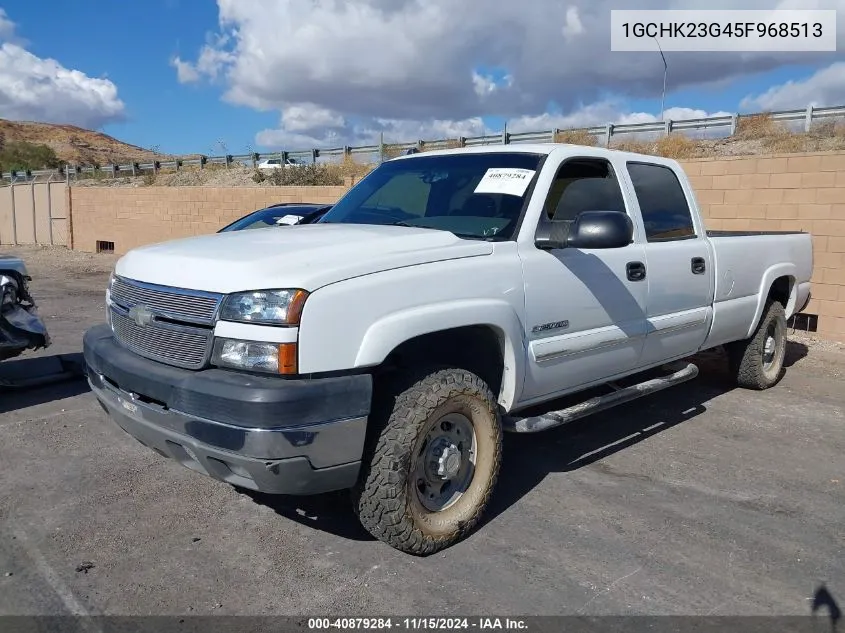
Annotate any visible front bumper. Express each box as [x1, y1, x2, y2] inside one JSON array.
[[83, 324, 372, 495]]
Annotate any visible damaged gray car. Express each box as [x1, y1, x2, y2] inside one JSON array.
[[0, 254, 50, 361]]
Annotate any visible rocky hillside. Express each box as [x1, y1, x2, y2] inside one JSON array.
[[0, 119, 171, 166]]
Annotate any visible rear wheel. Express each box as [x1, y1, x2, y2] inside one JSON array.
[[727, 300, 787, 390], [352, 367, 502, 555]]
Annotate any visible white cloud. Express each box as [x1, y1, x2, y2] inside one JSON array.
[[255, 103, 738, 150], [562, 6, 584, 39], [180, 0, 845, 119], [0, 11, 124, 129], [0, 43, 125, 129], [471, 71, 512, 98], [256, 114, 492, 150], [0, 9, 14, 39], [740, 62, 845, 111], [370, 117, 491, 142], [281, 104, 346, 133], [495, 105, 726, 140], [0, 8, 25, 45], [506, 103, 732, 133], [175, 0, 845, 149], [194, 43, 236, 82], [170, 37, 237, 87], [472, 72, 497, 98], [171, 56, 200, 83]]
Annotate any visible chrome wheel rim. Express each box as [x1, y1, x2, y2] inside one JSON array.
[[762, 318, 785, 375], [412, 413, 477, 512]]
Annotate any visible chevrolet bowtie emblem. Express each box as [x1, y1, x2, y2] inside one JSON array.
[[128, 304, 154, 327]]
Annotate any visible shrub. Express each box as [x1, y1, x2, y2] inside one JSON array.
[[654, 134, 700, 159], [420, 139, 463, 152], [554, 129, 598, 146], [0, 141, 61, 172], [735, 113, 787, 139], [258, 162, 344, 186], [761, 133, 811, 154], [381, 143, 405, 160], [337, 154, 375, 182], [610, 140, 653, 154]]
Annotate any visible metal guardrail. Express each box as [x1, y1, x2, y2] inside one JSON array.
[[2, 103, 844, 182]]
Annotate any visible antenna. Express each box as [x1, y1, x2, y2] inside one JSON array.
[[654, 37, 668, 121]]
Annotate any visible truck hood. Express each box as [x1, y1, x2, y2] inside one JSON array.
[[114, 224, 493, 293]]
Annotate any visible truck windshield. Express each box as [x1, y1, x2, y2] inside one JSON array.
[[318, 152, 544, 240]]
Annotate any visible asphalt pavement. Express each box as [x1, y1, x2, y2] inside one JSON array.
[[0, 245, 843, 617]]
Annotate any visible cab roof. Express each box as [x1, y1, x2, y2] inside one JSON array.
[[389, 142, 678, 168]]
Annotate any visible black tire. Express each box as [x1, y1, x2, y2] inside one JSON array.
[[351, 367, 503, 555], [727, 299, 787, 390]]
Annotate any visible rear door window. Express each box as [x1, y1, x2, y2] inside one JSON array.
[[626, 162, 696, 241]]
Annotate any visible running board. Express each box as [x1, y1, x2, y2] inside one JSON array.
[[503, 361, 699, 433]]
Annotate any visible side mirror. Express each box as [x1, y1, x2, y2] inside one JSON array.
[[536, 210, 633, 250]]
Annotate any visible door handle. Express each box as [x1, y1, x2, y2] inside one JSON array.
[[691, 257, 706, 275], [626, 261, 646, 282]]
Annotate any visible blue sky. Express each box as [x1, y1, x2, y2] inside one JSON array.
[[3, 0, 275, 154], [1, 1, 843, 156]]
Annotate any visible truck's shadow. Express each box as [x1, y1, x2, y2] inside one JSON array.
[[243, 489, 371, 540], [0, 352, 90, 414], [246, 342, 810, 546], [784, 339, 809, 367]]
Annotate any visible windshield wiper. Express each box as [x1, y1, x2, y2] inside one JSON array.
[[452, 232, 503, 241], [390, 220, 441, 230], [388, 220, 502, 241]]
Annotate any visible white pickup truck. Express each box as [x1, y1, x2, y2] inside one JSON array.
[[83, 144, 813, 555]]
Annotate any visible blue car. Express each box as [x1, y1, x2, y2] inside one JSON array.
[[218, 203, 332, 232]]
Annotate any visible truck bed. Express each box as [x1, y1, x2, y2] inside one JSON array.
[[701, 229, 813, 351]]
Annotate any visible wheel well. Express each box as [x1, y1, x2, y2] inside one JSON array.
[[376, 326, 505, 397], [768, 275, 793, 310]]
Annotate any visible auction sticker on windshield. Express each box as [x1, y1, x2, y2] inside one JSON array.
[[474, 168, 536, 197]]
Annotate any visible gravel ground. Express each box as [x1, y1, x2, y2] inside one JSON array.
[[0, 245, 843, 618]]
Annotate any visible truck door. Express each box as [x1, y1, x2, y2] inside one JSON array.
[[621, 161, 715, 367], [517, 156, 648, 404]]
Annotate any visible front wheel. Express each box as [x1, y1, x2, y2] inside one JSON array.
[[727, 300, 787, 390], [352, 367, 503, 555]]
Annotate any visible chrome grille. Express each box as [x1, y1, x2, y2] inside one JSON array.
[[110, 276, 222, 324], [110, 308, 212, 369]]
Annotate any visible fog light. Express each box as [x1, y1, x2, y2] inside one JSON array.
[[212, 338, 297, 375]]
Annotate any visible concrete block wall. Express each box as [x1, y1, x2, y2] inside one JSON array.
[[679, 152, 845, 340], [69, 186, 347, 254]]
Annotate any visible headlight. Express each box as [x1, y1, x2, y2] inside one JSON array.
[[219, 289, 308, 326], [105, 272, 115, 323], [212, 338, 297, 374]]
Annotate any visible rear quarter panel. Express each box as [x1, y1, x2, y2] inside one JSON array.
[[703, 232, 813, 349]]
